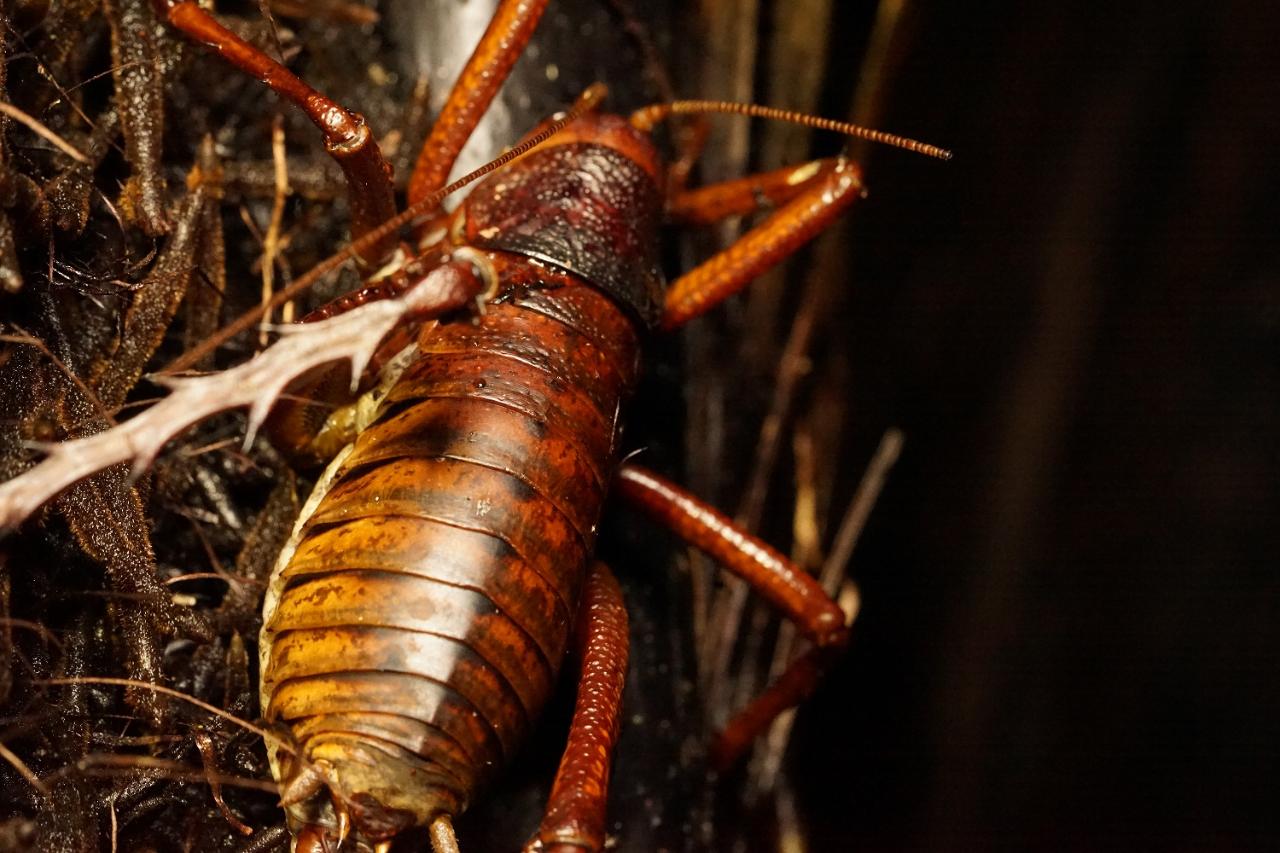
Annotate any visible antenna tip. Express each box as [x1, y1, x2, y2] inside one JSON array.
[[914, 142, 952, 161]]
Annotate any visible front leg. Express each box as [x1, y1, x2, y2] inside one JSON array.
[[661, 157, 864, 329], [153, 0, 397, 261]]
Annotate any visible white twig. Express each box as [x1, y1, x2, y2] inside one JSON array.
[[0, 266, 478, 529]]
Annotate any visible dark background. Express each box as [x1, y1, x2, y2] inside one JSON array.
[[781, 2, 1280, 849], [447, 1, 1280, 849], [1, 1, 1274, 850]]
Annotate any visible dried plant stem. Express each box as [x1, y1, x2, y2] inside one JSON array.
[[0, 739, 49, 798], [749, 428, 903, 795], [71, 753, 281, 794], [195, 730, 255, 835], [40, 677, 284, 746], [820, 429, 903, 593], [0, 100, 89, 162], [259, 116, 290, 347], [0, 265, 482, 528]]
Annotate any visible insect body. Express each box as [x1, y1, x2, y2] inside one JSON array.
[[0, 1, 952, 849], [255, 95, 884, 848], [130, 1, 947, 850], [260, 115, 658, 851]]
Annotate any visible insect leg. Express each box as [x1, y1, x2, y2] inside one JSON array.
[[265, 253, 497, 463], [660, 157, 864, 330], [614, 465, 848, 768], [407, 0, 550, 207], [151, 0, 397, 261], [666, 158, 840, 226], [525, 561, 629, 853]]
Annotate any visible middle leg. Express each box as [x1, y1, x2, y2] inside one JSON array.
[[408, 0, 550, 207], [615, 464, 849, 768]]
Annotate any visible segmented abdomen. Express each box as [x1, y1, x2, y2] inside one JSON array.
[[260, 279, 640, 823]]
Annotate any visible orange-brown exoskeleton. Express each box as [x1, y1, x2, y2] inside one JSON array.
[[151, 1, 949, 850]]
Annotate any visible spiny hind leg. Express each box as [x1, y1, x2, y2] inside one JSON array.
[[524, 561, 630, 853], [614, 464, 849, 768]]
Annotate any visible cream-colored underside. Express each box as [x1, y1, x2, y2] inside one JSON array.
[[258, 342, 420, 799]]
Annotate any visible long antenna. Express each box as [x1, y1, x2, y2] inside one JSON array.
[[630, 99, 951, 161], [162, 83, 610, 375]]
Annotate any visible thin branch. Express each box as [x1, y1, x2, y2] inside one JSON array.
[[0, 329, 114, 426], [0, 739, 49, 799], [259, 116, 289, 347], [163, 572, 264, 587], [819, 428, 903, 593], [39, 677, 284, 748], [0, 617, 66, 650], [748, 428, 903, 795], [0, 100, 89, 162], [0, 264, 482, 528], [70, 753, 280, 794]]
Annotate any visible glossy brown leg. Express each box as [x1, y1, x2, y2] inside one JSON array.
[[666, 157, 838, 226], [407, 0, 549, 207], [614, 464, 848, 768], [153, 0, 396, 260], [661, 156, 864, 330], [526, 562, 629, 853]]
